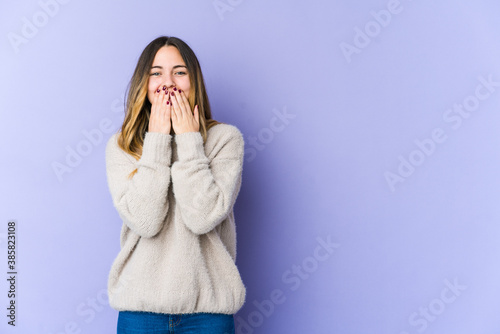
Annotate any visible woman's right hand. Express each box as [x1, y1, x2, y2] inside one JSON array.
[[148, 85, 172, 134]]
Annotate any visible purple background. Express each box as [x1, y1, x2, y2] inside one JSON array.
[[2, 0, 500, 333]]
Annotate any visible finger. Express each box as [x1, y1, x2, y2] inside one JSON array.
[[149, 88, 160, 131], [168, 92, 176, 127], [162, 89, 173, 124], [164, 90, 172, 118], [177, 89, 192, 115], [170, 90, 181, 120], [194, 105, 199, 124], [165, 88, 171, 106], [156, 87, 166, 116], [173, 89, 189, 120], [156, 84, 165, 101], [152, 86, 161, 114], [175, 89, 193, 117], [170, 99, 177, 124], [161, 87, 169, 107]]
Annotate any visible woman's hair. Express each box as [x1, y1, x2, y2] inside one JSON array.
[[115, 36, 221, 178]]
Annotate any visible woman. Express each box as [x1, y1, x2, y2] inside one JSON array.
[[105, 36, 246, 334]]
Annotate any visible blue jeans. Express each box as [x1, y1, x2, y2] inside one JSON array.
[[117, 310, 235, 334]]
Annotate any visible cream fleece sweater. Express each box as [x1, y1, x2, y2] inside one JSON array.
[[105, 123, 246, 315]]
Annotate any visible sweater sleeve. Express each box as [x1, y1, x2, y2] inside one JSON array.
[[171, 126, 244, 235], [105, 131, 173, 238]]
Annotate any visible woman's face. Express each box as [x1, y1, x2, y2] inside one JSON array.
[[147, 45, 191, 104]]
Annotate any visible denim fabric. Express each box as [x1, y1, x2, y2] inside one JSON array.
[[117, 310, 235, 334]]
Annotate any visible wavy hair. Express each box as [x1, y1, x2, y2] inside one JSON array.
[[115, 36, 221, 178]]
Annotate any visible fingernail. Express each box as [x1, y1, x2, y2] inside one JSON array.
[[165, 90, 168, 94], [171, 92, 175, 96], [178, 89, 182, 93], [162, 85, 167, 90], [156, 89, 160, 93], [173, 87, 177, 91], [167, 101, 170, 105]]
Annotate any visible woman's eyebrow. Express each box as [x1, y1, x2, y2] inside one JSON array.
[[150, 65, 187, 70]]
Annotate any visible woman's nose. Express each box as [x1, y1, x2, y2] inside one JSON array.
[[162, 75, 175, 88]]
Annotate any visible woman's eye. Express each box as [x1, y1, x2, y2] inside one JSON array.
[[175, 71, 187, 76], [151, 72, 160, 76]]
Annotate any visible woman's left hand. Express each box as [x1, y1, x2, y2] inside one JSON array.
[[170, 89, 200, 134]]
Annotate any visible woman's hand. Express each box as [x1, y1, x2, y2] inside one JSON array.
[[148, 85, 172, 134], [170, 88, 199, 134]]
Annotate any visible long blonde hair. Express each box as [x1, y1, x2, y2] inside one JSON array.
[[115, 36, 221, 178]]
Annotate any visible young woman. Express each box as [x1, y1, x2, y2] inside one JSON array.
[[105, 36, 246, 334]]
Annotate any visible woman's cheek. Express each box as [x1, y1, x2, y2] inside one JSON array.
[[148, 88, 155, 104]]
